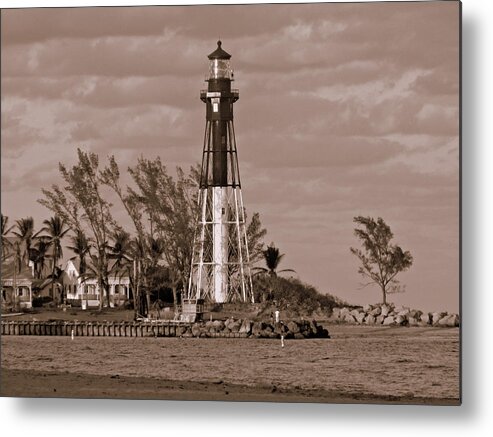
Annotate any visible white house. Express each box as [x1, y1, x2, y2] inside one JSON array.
[[62, 259, 131, 309]]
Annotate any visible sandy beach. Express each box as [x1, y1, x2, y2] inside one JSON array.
[[0, 367, 459, 405], [1, 325, 460, 405]]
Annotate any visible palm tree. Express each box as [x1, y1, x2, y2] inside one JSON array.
[[108, 229, 134, 308], [108, 229, 133, 275], [66, 230, 91, 276], [11, 240, 23, 311], [30, 237, 51, 279], [12, 217, 35, 266], [41, 216, 70, 302], [1, 213, 14, 261], [255, 243, 296, 277], [148, 236, 166, 268]]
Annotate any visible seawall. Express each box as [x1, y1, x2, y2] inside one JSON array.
[[0, 318, 330, 339]]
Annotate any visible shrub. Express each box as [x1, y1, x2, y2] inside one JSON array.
[[32, 296, 53, 307], [253, 275, 344, 316]]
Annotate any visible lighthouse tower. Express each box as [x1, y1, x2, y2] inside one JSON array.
[[187, 41, 254, 304]]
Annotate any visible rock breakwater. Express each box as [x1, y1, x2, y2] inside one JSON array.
[[330, 304, 459, 327]]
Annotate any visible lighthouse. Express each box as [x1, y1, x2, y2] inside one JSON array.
[[187, 41, 254, 304]]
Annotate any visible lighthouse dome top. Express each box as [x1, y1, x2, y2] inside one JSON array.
[[208, 40, 231, 60]]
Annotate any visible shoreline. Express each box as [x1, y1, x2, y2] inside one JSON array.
[[0, 368, 460, 405]]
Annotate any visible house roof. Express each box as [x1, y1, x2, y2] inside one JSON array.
[[63, 258, 130, 280], [1, 261, 35, 281], [65, 258, 81, 275]]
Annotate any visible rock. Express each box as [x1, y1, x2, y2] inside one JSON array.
[[350, 309, 361, 318], [451, 314, 460, 327], [438, 314, 460, 327], [344, 314, 356, 324], [224, 318, 235, 329], [383, 316, 395, 325], [252, 322, 263, 336], [432, 312, 447, 325], [316, 325, 330, 338], [287, 321, 300, 333], [363, 304, 372, 313], [375, 315, 385, 324], [275, 322, 288, 335], [330, 308, 341, 320], [394, 306, 409, 314], [397, 309, 410, 317], [381, 305, 390, 317], [212, 320, 225, 330], [370, 307, 382, 316], [420, 313, 430, 324], [340, 307, 350, 317], [294, 333, 305, 340], [395, 315, 407, 325], [309, 320, 318, 334], [408, 317, 419, 326], [231, 320, 242, 332], [239, 319, 252, 334], [364, 315, 376, 325], [437, 315, 452, 327], [355, 312, 366, 324]]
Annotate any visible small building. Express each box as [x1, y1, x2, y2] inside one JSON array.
[[1, 262, 34, 310], [62, 259, 131, 309]]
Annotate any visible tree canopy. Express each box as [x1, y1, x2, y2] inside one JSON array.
[[350, 216, 413, 305], [39, 149, 115, 308]]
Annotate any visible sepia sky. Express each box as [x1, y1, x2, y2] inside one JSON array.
[[0, 2, 460, 312]]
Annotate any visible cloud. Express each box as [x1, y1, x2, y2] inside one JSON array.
[[0, 2, 460, 311]]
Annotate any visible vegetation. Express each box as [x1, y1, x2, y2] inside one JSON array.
[[253, 275, 342, 317], [0, 150, 268, 316], [40, 215, 70, 300], [350, 215, 413, 305], [254, 243, 295, 277], [2, 149, 350, 321], [66, 230, 91, 276], [1, 214, 14, 261], [39, 149, 116, 309], [12, 216, 35, 267]]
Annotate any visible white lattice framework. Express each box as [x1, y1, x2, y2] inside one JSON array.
[[187, 119, 254, 303]]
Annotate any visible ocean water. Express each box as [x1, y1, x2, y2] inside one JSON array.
[[1, 325, 459, 400]]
